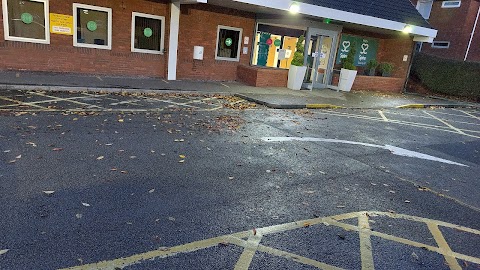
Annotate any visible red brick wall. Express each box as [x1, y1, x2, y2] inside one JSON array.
[[237, 65, 288, 87], [0, 0, 169, 77], [177, 4, 255, 81], [377, 36, 414, 79], [332, 74, 405, 93], [420, 0, 480, 61]]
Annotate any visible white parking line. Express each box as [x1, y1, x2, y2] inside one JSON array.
[[378, 110, 388, 122], [423, 111, 467, 135]]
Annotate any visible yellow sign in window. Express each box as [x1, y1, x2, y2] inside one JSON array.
[[50, 13, 73, 35]]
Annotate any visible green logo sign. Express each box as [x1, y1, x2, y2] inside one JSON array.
[[21, 13, 33, 24], [274, 39, 281, 47], [144, 28, 153, 38], [336, 34, 379, 67], [86, 21, 97, 32], [225, 38, 233, 47]]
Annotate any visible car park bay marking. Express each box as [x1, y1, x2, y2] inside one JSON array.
[[261, 137, 469, 167], [423, 111, 467, 135], [58, 211, 480, 270]]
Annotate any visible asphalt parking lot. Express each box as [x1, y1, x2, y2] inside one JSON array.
[[0, 90, 479, 270]]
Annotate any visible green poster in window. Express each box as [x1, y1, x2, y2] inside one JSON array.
[[336, 34, 379, 67], [225, 38, 233, 47], [144, 28, 153, 38], [274, 39, 281, 47], [21, 13, 33, 24], [87, 21, 97, 32]]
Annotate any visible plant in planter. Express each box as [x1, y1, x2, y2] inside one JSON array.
[[338, 42, 357, 92], [287, 35, 307, 90], [366, 59, 378, 76], [379, 62, 394, 77]]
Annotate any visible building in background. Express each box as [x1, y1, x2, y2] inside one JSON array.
[[413, 0, 480, 61], [1, 0, 436, 92]]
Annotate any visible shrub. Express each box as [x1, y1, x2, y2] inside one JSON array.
[[379, 62, 394, 76], [291, 35, 305, 67], [411, 53, 480, 100], [341, 42, 357, 70]]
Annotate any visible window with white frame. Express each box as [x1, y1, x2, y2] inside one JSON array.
[[215, 25, 242, 61], [73, 3, 112, 50], [131, 12, 165, 54], [442, 1, 461, 8], [1, 0, 50, 44], [416, 0, 434, 19], [432, 41, 450, 48]]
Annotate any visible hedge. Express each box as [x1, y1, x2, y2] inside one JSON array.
[[411, 53, 480, 100]]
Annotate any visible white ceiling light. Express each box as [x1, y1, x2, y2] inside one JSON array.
[[403, 25, 414, 34], [289, 2, 300, 13]]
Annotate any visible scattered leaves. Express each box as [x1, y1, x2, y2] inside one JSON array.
[[0, 249, 10, 256], [96, 156, 104, 160], [42, 191, 55, 196], [149, 189, 155, 193], [82, 202, 91, 207]]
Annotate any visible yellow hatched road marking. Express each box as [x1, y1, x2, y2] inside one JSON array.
[[234, 234, 263, 270], [427, 223, 462, 270], [0, 96, 49, 110], [358, 213, 375, 270], [57, 212, 480, 270]]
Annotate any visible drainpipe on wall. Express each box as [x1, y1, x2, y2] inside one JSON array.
[[403, 41, 417, 94], [464, 4, 480, 61]]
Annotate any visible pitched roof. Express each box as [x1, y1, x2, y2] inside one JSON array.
[[296, 0, 432, 29]]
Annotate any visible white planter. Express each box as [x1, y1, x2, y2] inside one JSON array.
[[287, 65, 307, 90], [338, 68, 358, 92]]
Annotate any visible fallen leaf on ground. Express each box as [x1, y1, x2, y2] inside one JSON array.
[[253, 228, 257, 235], [75, 214, 83, 219], [3, 150, 11, 153], [168, 217, 176, 221], [129, 156, 137, 159], [0, 249, 9, 255], [105, 143, 113, 146], [8, 160, 16, 164], [82, 202, 91, 207], [15, 155, 21, 159], [26, 142, 37, 147], [303, 222, 311, 227], [118, 119, 124, 123], [389, 190, 396, 194], [110, 168, 117, 171], [52, 148, 63, 151], [96, 156, 104, 160], [42, 191, 55, 195], [178, 160, 185, 163], [179, 155, 186, 159], [121, 171, 128, 174], [228, 176, 234, 180], [404, 200, 411, 203], [337, 205, 346, 208], [149, 189, 155, 193]]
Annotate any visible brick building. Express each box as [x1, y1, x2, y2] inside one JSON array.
[[413, 0, 480, 62], [1, 0, 437, 92]]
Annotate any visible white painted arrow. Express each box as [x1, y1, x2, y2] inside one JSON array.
[[261, 137, 468, 167]]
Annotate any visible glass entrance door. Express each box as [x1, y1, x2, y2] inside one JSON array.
[[304, 35, 335, 90], [312, 36, 333, 89]]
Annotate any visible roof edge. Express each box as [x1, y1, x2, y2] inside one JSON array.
[[232, 0, 438, 38]]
